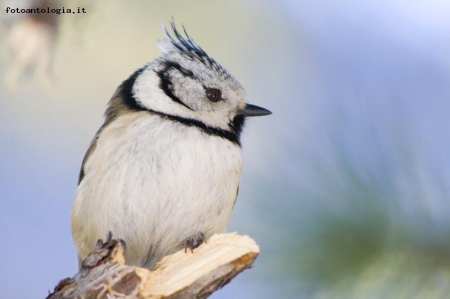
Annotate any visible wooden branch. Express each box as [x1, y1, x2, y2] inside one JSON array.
[[46, 232, 260, 299]]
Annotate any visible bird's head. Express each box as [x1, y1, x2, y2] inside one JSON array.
[[116, 22, 271, 145]]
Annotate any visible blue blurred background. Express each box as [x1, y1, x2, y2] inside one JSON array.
[[1, 0, 450, 298]]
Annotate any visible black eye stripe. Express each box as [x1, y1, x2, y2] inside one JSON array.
[[161, 60, 197, 80], [155, 61, 194, 111]]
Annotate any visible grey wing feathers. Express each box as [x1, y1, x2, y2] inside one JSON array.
[[233, 185, 239, 208], [78, 134, 99, 184], [77, 90, 133, 185]]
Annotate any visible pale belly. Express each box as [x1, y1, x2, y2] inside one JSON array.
[[71, 113, 242, 268]]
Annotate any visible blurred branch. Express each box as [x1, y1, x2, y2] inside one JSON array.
[[46, 232, 259, 299]]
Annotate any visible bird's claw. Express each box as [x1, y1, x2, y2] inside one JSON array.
[[184, 231, 205, 253]]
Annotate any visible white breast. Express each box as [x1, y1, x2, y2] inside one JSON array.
[[71, 111, 242, 267]]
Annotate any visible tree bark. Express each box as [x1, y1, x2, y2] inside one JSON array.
[[46, 232, 260, 299]]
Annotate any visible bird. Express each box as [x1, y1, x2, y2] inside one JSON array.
[[71, 22, 271, 269]]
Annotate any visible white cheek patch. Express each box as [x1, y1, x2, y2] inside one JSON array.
[[134, 66, 180, 115], [133, 64, 234, 130]]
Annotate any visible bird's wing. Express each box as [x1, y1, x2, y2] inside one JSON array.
[[78, 133, 99, 184], [233, 185, 239, 209], [78, 92, 131, 185]]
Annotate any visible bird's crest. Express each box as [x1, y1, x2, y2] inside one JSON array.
[[158, 21, 230, 78]]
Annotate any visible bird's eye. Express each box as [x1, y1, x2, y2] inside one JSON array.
[[206, 88, 222, 102]]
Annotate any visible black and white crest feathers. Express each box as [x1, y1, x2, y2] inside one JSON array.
[[159, 22, 231, 78]]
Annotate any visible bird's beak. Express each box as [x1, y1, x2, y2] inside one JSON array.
[[237, 103, 272, 117]]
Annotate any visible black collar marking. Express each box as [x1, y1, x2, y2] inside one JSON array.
[[149, 109, 244, 147], [121, 66, 147, 112]]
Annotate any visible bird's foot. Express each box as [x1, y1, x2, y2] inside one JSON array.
[[96, 231, 126, 252], [185, 231, 206, 253], [81, 231, 127, 269]]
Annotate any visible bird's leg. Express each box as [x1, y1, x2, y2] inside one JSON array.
[[184, 231, 205, 253]]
